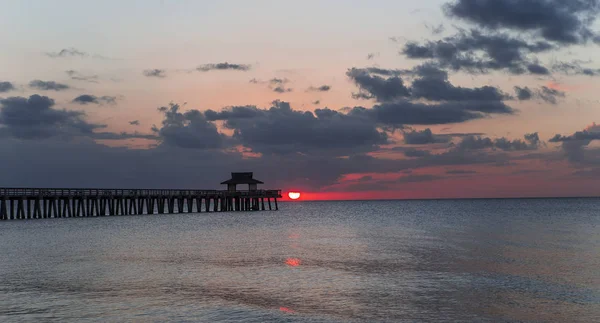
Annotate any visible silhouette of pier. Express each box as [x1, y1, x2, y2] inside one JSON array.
[[0, 173, 282, 220]]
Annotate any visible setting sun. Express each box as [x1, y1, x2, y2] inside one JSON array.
[[288, 192, 301, 200]]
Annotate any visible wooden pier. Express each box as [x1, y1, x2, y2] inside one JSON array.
[[0, 172, 282, 220], [0, 188, 281, 220]]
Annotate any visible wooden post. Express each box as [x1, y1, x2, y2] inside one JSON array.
[[0, 197, 6, 220], [10, 199, 15, 220], [274, 198, 278, 210]]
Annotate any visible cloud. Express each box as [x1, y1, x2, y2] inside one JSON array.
[[444, 0, 600, 44], [514, 86, 533, 100], [0, 81, 15, 93], [129, 120, 140, 126], [66, 70, 99, 83], [538, 86, 566, 104], [151, 103, 227, 149], [351, 99, 513, 126], [72, 94, 118, 105], [514, 86, 565, 104], [403, 128, 450, 145], [307, 85, 331, 92], [552, 61, 600, 76], [0, 95, 105, 139], [29, 80, 70, 91], [410, 66, 508, 101], [197, 62, 251, 72], [143, 69, 167, 78], [456, 133, 542, 151], [346, 68, 411, 102], [403, 148, 432, 158], [250, 78, 293, 93], [45, 47, 87, 58], [273, 86, 293, 93], [213, 100, 389, 156], [313, 100, 321, 105], [401, 29, 554, 75], [204, 105, 264, 121], [549, 124, 600, 163]]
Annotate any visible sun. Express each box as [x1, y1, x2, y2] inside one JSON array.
[[288, 192, 301, 200]]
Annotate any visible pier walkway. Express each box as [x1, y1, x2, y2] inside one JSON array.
[[0, 188, 282, 220]]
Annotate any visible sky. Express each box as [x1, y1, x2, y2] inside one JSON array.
[[1, 0, 600, 200]]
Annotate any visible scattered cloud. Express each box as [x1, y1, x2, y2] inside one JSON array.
[[307, 85, 331, 92], [514, 86, 566, 104], [29, 80, 70, 91], [72, 94, 118, 105], [197, 62, 251, 72], [66, 70, 99, 83], [45, 48, 87, 58], [456, 133, 542, 151], [129, 120, 140, 126], [143, 69, 167, 78], [0, 81, 15, 93]]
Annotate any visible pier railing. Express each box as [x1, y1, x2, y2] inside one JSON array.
[[0, 188, 282, 198]]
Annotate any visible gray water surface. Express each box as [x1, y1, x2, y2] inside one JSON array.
[[1, 199, 599, 322]]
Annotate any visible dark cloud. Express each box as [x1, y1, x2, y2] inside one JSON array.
[[401, 30, 554, 75], [456, 133, 541, 151], [0, 95, 105, 139], [197, 62, 251, 72], [29, 80, 70, 91], [444, 0, 600, 44], [312, 100, 321, 105], [45, 48, 87, 58], [250, 78, 293, 93], [66, 70, 99, 83], [129, 120, 140, 126], [538, 86, 565, 104], [352, 99, 513, 126], [217, 100, 388, 156], [527, 63, 550, 75], [403, 128, 450, 145], [151, 103, 226, 149], [552, 61, 600, 76], [72, 94, 117, 105], [204, 105, 264, 121], [514, 86, 533, 100], [307, 85, 331, 92], [403, 148, 432, 158], [410, 66, 508, 101], [0, 81, 15, 93], [549, 125, 600, 164], [143, 69, 167, 78], [513, 86, 565, 104], [273, 86, 293, 93], [425, 23, 445, 35], [346, 68, 411, 102]]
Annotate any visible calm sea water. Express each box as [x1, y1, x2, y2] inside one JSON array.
[[0, 199, 599, 322]]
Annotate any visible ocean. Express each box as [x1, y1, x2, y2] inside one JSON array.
[[0, 198, 599, 322]]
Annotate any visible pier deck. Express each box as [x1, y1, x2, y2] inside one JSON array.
[[0, 188, 282, 220]]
